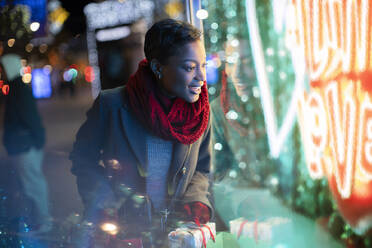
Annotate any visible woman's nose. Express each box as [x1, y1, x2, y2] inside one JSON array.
[[195, 66, 206, 82]]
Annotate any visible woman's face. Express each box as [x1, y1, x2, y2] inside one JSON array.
[[225, 40, 253, 97], [158, 40, 207, 103]]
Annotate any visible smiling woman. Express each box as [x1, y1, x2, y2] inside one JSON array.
[[70, 18, 213, 246], [151, 41, 207, 103], [144, 18, 207, 104]]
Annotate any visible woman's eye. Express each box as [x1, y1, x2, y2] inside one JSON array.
[[185, 66, 196, 72]]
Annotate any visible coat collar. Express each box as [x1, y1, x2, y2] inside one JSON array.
[[120, 104, 190, 180]]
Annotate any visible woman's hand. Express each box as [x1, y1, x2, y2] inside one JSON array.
[[183, 201, 211, 225]]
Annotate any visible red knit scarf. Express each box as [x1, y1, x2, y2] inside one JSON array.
[[125, 59, 210, 144]]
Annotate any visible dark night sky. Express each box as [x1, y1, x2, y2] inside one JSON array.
[[60, 0, 93, 35]]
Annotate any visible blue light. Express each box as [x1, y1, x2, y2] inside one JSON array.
[[206, 54, 219, 85], [63, 68, 78, 82], [31, 68, 52, 98]]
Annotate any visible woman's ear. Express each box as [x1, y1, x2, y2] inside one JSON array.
[[150, 59, 162, 79], [150, 59, 158, 74]]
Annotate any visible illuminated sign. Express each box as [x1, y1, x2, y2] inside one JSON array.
[[287, 0, 372, 234], [95, 26, 131, 42], [297, 80, 361, 198], [84, 0, 154, 98], [245, 0, 372, 233], [286, 0, 371, 80]]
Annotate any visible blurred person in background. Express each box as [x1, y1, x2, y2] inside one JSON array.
[[210, 39, 259, 231], [211, 39, 257, 182], [70, 19, 213, 246], [0, 53, 52, 234]]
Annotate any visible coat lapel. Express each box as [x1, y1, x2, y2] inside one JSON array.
[[120, 108, 148, 177], [168, 142, 190, 196]]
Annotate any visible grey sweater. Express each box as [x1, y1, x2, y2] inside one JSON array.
[[146, 134, 173, 211]]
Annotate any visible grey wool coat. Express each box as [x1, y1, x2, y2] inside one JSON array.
[[70, 86, 213, 221]]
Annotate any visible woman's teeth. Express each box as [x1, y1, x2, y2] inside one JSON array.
[[189, 86, 201, 94]]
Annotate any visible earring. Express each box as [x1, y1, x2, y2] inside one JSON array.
[[157, 72, 162, 79]]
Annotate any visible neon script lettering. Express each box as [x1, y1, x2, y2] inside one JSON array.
[[298, 80, 372, 199], [286, 0, 371, 81]]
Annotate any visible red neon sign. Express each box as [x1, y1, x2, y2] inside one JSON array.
[[286, 0, 372, 81], [288, 0, 372, 234]]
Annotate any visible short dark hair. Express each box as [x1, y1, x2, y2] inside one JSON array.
[[144, 19, 202, 64]]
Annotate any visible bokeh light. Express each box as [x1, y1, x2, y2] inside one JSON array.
[[211, 22, 218, 29], [22, 73, 32, 84], [7, 38, 15, 47], [196, 9, 208, 20], [2, 84, 9, 95], [30, 22, 40, 32], [25, 43, 34, 53], [39, 44, 48, 53], [63, 67, 78, 82], [214, 143, 223, 151], [84, 66, 94, 83], [100, 222, 118, 235], [208, 86, 216, 95]]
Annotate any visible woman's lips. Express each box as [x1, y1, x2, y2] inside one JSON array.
[[189, 86, 201, 94], [235, 83, 249, 95], [189, 82, 203, 95]]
